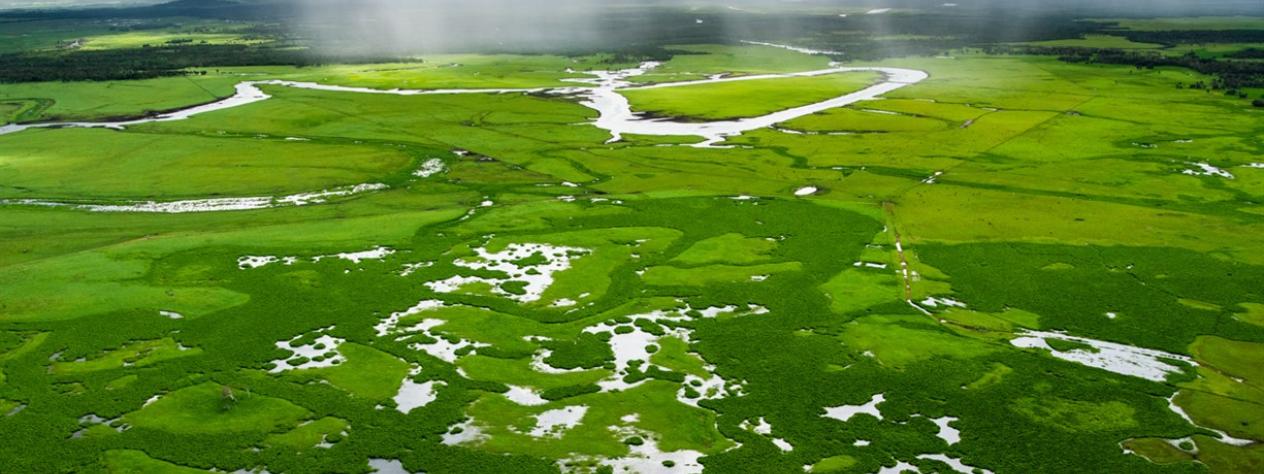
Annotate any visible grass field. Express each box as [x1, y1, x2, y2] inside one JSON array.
[[0, 54, 633, 124], [0, 19, 113, 54], [0, 19, 273, 54], [1163, 42, 1264, 58], [0, 74, 240, 122], [251, 54, 632, 90], [1097, 16, 1264, 31], [1025, 34, 1164, 49], [622, 71, 880, 120], [0, 23, 1262, 474], [0, 128, 416, 199], [0, 100, 24, 122], [628, 44, 834, 84], [76, 31, 271, 51]]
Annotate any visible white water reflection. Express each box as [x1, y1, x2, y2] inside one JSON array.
[[0, 80, 536, 137], [2, 182, 387, 214], [1167, 394, 1255, 446], [2, 52, 926, 152], [1010, 330, 1194, 382], [0, 82, 271, 136], [823, 393, 885, 422], [570, 61, 927, 146]]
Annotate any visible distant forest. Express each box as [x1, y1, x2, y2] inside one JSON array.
[[0, 45, 410, 83], [981, 24, 1264, 98], [0, 0, 1105, 83], [1, 0, 1262, 90]]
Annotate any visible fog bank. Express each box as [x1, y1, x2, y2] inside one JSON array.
[[287, 0, 1263, 55]]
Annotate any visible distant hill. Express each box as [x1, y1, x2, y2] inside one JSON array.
[[0, 0, 282, 20]]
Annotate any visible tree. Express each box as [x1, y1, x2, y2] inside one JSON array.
[[1254, 99, 1264, 108]]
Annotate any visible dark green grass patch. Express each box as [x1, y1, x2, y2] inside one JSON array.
[[917, 243, 1264, 353]]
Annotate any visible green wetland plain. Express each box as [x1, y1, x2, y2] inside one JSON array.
[[1, 1, 1264, 473]]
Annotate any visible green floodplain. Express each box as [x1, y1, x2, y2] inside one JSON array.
[[1, 1, 1264, 473]]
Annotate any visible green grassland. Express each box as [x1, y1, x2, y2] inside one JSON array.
[[1098, 16, 1264, 31], [0, 74, 241, 123], [245, 54, 634, 90], [1026, 34, 1164, 49], [0, 19, 114, 54], [628, 44, 834, 84], [0, 19, 272, 54], [622, 71, 880, 121], [1164, 42, 1264, 58], [0, 54, 631, 124], [1022, 34, 1264, 59], [104, 449, 210, 473], [0, 37, 1261, 474], [0, 128, 416, 200], [0, 100, 24, 122], [76, 31, 271, 51], [781, 106, 954, 133]]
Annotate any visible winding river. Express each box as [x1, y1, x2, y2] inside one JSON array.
[[0, 46, 929, 212], [0, 62, 927, 146], [573, 61, 927, 146]]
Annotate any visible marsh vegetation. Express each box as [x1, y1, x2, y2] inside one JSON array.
[[1, 1, 1263, 473]]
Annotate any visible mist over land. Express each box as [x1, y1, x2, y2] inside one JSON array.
[[1, 0, 1261, 80], [289, 0, 1264, 52], [284, 0, 1264, 54], [5, 0, 1262, 55]]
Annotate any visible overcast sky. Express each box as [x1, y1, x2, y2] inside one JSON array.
[[0, 0, 157, 9], [3, 0, 1261, 14]]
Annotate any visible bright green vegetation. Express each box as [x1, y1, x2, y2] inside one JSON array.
[[0, 20, 114, 54], [965, 364, 1013, 390], [0, 53, 628, 125], [0, 398, 21, 413], [1124, 438, 1196, 464], [1176, 390, 1264, 440], [105, 374, 139, 391], [77, 31, 270, 51], [0, 128, 415, 199], [670, 233, 777, 265], [0, 27, 1262, 474], [629, 44, 833, 84], [0, 19, 270, 54], [104, 449, 209, 473], [1012, 397, 1138, 432], [1179, 338, 1264, 444], [244, 54, 627, 90], [53, 338, 200, 374], [0, 101, 25, 122], [1237, 303, 1264, 328], [1192, 336, 1264, 386], [0, 74, 241, 123], [649, 336, 708, 377], [1164, 42, 1264, 58], [465, 382, 734, 460], [0, 332, 46, 382], [641, 262, 802, 286], [807, 454, 858, 472], [1100, 16, 1264, 31], [265, 416, 349, 449], [783, 106, 953, 133], [837, 315, 998, 368], [0, 248, 254, 322], [1027, 34, 1164, 49], [124, 382, 309, 434], [622, 71, 879, 121], [284, 344, 410, 401], [819, 269, 901, 315], [916, 244, 1264, 353]]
